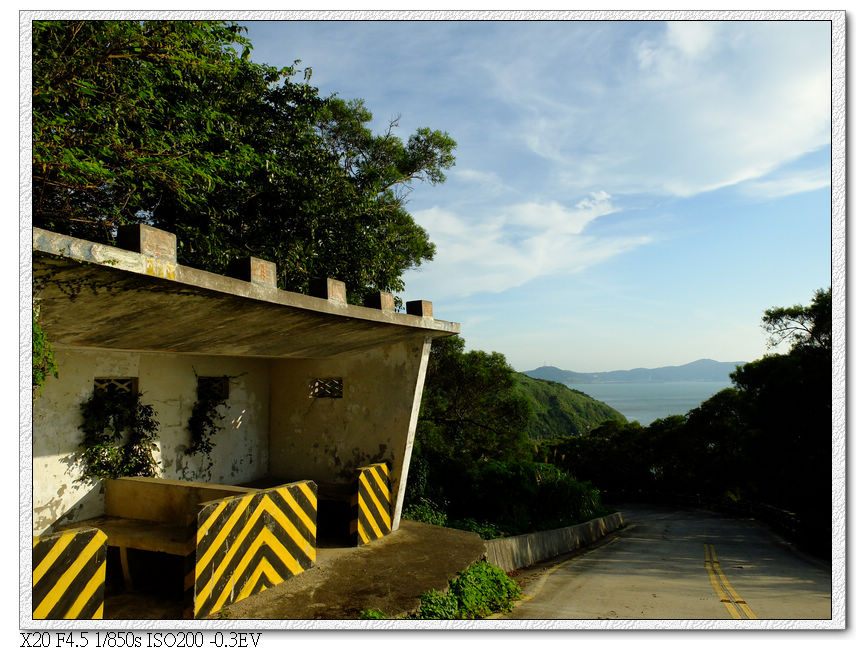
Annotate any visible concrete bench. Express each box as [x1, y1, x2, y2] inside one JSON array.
[[61, 477, 259, 590], [57, 476, 318, 618]]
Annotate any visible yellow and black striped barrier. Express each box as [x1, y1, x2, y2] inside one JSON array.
[[193, 481, 317, 619], [32, 527, 107, 620], [350, 463, 392, 546]]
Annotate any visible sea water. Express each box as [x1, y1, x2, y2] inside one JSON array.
[[567, 381, 733, 425]]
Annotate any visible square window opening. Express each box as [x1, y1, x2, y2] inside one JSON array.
[[309, 378, 343, 399], [93, 377, 138, 395], [197, 376, 230, 402]]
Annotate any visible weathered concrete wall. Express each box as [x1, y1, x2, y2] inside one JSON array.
[[484, 513, 626, 573], [143, 353, 271, 486], [268, 337, 431, 529], [32, 349, 270, 535]]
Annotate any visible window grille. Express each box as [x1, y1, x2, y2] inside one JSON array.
[[93, 377, 138, 394], [197, 376, 230, 402], [309, 378, 343, 399]]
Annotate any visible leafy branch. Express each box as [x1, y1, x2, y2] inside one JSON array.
[[185, 372, 243, 461], [32, 300, 58, 401], [78, 385, 160, 481]]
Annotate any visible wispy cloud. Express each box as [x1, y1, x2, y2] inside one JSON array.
[[451, 168, 510, 197], [483, 21, 830, 199], [406, 192, 652, 298], [738, 167, 829, 199]]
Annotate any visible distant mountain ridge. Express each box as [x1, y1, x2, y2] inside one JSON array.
[[523, 358, 745, 384]]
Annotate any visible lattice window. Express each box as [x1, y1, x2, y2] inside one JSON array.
[[93, 377, 138, 394], [197, 376, 230, 402], [309, 378, 343, 399]]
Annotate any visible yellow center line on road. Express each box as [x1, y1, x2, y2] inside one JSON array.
[[703, 543, 758, 620], [703, 543, 742, 619], [486, 535, 622, 619]]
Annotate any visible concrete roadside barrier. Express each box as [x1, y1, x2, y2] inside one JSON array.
[[484, 512, 625, 573]]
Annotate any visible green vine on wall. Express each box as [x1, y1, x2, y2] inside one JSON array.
[[78, 384, 160, 481], [32, 301, 58, 401], [185, 375, 231, 461]]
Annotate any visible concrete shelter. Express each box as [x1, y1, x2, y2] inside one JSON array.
[[31, 225, 459, 538]]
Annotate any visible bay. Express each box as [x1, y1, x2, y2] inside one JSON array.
[[567, 380, 733, 425]]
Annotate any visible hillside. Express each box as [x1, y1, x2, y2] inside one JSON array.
[[513, 373, 626, 440], [524, 358, 745, 384]]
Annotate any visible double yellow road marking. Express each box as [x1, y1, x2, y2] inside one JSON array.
[[703, 543, 757, 619]]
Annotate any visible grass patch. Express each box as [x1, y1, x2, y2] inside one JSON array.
[[411, 561, 521, 619]]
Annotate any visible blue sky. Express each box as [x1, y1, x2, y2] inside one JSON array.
[[243, 19, 832, 372]]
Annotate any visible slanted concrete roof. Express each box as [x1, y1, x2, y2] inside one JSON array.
[[33, 228, 459, 358]]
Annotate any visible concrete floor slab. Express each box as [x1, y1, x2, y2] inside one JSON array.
[[105, 521, 486, 621], [215, 521, 486, 621]]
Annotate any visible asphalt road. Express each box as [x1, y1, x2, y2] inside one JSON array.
[[497, 504, 832, 621]]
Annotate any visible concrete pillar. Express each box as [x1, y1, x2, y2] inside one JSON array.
[[310, 278, 347, 305], [363, 292, 395, 312], [406, 300, 433, 318], [391, 336, 433, 530], [116, 224, 177, 262], [228, 257, 277, 287]]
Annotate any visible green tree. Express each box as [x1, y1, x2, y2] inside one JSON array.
[[729, 348, 830, 515], [761, 288, 831, 352], [32, 301, 58, 401], [417, 336, 533, 465], [33, 21, 258, 240], [679, 389, 756, 501], [405, 336, 538, 531], [546, 419, 648, 498], [32, 20, 455, 303]]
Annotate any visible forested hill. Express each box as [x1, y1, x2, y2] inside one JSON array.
[[524, 358, 745, 384], [513, 373, 626, 439]]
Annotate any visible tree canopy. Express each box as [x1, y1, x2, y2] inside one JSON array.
[[404, 336, 608, 537], [32, 20, 456, 303], [761, 288, 831, 352], [417, 336, 534, 465]]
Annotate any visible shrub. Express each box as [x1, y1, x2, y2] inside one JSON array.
[[402, 498, 448, 526], [32, 301, 58, 400], [78, 385, 160, 480], [415, 589, 459, 619], [448, 561, 521, 618], [446, 518, 507, 540], [412, 561, 520, 619], [358, 608, 387, 619]]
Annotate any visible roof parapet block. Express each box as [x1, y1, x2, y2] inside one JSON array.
[[406, 300, 433, 318], [228, 257, 277, 287], [116, 224, 177, 262], [363, 292, 395, 312], [310, 277, 347, 305]]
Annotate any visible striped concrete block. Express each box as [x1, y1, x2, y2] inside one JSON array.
[[350, 463, 392, 546], [193, 481, 317, 619], [32, 527, 107, 620]]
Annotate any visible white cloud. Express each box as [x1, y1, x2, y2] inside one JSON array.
[[404, 193, 652, 299], [666, 21, 716, 59], [485, 21, 830, 199], [738, 167, 829, 199], [451, 168, 508, 195]]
